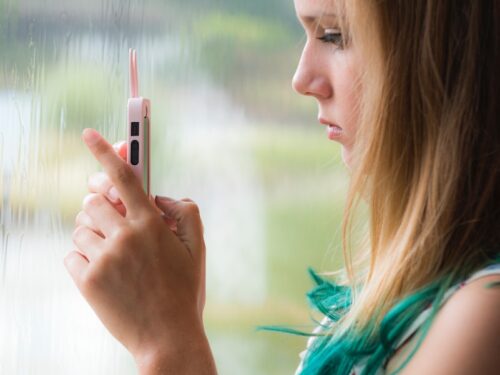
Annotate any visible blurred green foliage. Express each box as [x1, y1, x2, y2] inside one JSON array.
[[0, 0, 308, 123], [196, 12, 291, 48], [194, 11, 293, 81], [44, 62, 123, 133], [252, 126, 342, 183], [250, 126, 347, 304], [192, 11, 307, 124]]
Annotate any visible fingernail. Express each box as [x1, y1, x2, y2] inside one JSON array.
[[108, 187, 120, 202], [113, 141, 125, 151], [83, 128, 100, 146], [155, 196, 170, 204], [155, 195, 174, 201], [83, 193, 95, 206]]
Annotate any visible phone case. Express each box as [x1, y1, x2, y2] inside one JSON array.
[[127, 48, 151, 196]]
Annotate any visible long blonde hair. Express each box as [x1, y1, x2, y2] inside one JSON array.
[[338, 0, 500, 332], [255, 1, 499, 372]]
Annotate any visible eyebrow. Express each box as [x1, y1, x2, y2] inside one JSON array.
[[299, 13, 338, 24]]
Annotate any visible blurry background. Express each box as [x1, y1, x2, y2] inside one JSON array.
[[0, 0, 349, 373]]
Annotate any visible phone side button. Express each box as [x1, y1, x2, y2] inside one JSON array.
[[131, 140, 139, 165], [131, 122, 139, 136]]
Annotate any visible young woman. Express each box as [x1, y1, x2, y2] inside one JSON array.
[[65, 0, 500, 374]]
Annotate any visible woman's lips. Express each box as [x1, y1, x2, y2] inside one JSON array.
[[319, 117, 343, 140], [326, 124, 343, 140]]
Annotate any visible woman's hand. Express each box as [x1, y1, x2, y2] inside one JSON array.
[[76, 141, 127, 235], [64, 129, 215, 374], [80, 141, 178, 236]]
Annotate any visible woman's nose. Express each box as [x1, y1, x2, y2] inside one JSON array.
[[292, 47, 333, 100]]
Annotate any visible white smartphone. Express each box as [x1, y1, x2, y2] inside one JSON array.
[[127, 48, 151, 196]]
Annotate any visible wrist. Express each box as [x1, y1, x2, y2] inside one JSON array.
[[135, 329, 217, 375]]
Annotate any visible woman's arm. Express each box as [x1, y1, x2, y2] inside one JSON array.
[[135, 328, 217, 375]]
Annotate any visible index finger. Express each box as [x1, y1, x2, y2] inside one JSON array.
[[82, 128, 150, 218]]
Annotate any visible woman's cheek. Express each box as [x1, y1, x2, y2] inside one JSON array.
[[340, 72, 362, 142]]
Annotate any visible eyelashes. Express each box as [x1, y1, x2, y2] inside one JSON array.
[[316, 28, 345, 49]]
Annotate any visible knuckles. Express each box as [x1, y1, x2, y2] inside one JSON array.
[[133, 214, 163, 241], [184, 202, 201, 217], [142, 213, 162, 228], [107, 226, 141, 253], [75, 211, 85, 226], [80, 250, 120, 293], [80, 266, 104, 293], [82, 193, 107, 211], [87, 172, 110, 193], [72, 225, 87, 243], [177, 199, 201, 217], [110, 228, 134, 246]]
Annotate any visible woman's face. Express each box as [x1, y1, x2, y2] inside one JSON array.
[[293, 0, 361, 167]]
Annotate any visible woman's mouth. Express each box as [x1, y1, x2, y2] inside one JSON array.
[[319, 117, 343, 140], [326, 124, 343, 140]]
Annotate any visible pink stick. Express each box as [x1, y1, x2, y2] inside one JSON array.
[[129, 48, 139, 97]]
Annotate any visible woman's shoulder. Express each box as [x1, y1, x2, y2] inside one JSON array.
[[393, 263, 500, 374], [296, 262, 500, 375]]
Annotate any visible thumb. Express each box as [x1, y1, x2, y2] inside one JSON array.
[[154, 196, 205, 259]]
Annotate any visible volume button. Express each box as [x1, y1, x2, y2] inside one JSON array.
[[131, 140, 139, 165], [131, 122, 139, 136]]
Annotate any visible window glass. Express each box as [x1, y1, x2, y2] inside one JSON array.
[[0, 0, 347, 373]]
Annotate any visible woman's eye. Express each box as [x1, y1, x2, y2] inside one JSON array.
[[316, 30, 344, 48]]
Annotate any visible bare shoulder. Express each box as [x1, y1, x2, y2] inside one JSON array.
[[401, 274, 500, 375]]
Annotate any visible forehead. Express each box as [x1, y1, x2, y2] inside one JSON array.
[[294, 0, 339, 20]]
